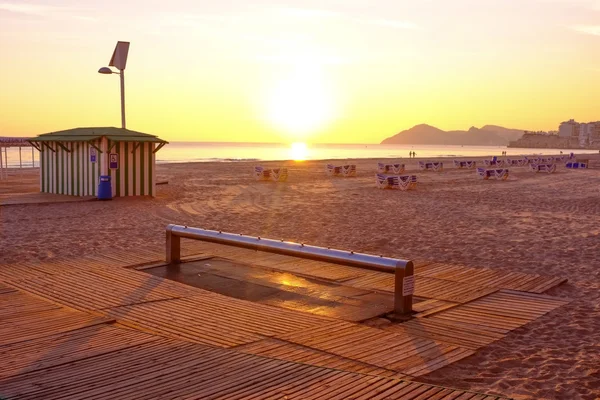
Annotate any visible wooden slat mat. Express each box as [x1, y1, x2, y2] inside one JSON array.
[[0, 282, 17, 294], [0, 336, 506, 400], [274, 321, 475, 377], [344, 274, 499, 304], [385, 290, 569, 349], [0, 306, 111, 346], [6, 270, 186, 311], [187, 243, 564, 303], [105, 294, 334, 348], [0, 325, 160, 379], [417, 262, 567, 293], [0, 290, 61, 319]]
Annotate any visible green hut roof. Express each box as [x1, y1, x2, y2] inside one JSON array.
[[29, 127, 168, 143]]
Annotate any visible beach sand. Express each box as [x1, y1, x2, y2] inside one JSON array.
[[1, 154, 599, 399]]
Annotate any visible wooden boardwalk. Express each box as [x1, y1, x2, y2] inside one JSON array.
[[0, 288, 510, 400], [0, 241, 569, 399]]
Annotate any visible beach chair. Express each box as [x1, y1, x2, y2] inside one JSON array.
[[390, 175, 418, 190], [379, 163, 405, 173], [530, 163, 556, 174], [484, 156, 504, 167], [341, 164, 356, 177], [327, 164, 356, 177], [390, 163, 405, 174], [454, 160, 477, 169], [477, 167, 509, 180], [254, 166, 288, 181], [271, 168, 288, 181], [376, 173, 391, 188], [565, 160, 588, 169], [506, 158, 527, 167], [419, 161, 443, 172], [376, 174, 417, 190]]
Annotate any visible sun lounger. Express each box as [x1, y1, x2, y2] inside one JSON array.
[[565, 160, 588, 169], [453, 160, 477, 169], [254, 166, 288, 182], [530, 163, 556, 173], [376, 173, 418, 190], [377, 163, 405, 174], [505, 158, 529, 167], [483, 156, 505, 167], [477, 167, 509, 180], [418, 161, 443, 172], [327, 164, 356, 177]]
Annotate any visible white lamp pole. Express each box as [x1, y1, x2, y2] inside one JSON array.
[[119, 69, 126, 129], [98, 41, 130, 129]]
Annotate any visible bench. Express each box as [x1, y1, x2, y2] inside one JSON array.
[[376, 174, 418, 190], [477, 167, 509, 180]]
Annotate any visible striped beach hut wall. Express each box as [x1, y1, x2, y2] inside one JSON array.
[[28, 127, 167, 197]]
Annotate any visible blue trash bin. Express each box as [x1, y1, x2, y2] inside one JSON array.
[[98, 175, 112, 200]]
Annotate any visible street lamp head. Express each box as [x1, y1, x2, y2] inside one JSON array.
[[98, 67, 114, 74]]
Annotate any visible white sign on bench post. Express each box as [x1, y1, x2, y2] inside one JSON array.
[[402, 275, 415, 296]]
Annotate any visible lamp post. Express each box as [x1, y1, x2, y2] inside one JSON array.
[[98, 67, 126, 129], [98, 41, 130, 129]]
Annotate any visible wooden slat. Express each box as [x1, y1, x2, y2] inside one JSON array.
[[274, 321, 475, 377], [105, 293, 334, 348], [235, 338, 407, 379], [0, 307, 112, 346], [0, 336, 509, 400], [0, 324, 160, 378]]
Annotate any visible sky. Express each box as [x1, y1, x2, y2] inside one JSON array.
[[0, 0, 599, 143]]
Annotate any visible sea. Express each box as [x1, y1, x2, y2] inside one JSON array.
[[0, 142, 595, 168]]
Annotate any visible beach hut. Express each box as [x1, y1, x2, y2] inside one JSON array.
[[28, 127, 168, 197]]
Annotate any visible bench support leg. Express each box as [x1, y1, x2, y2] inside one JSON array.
[[393, 261, 414, 319], [166, 230, 181, 264]]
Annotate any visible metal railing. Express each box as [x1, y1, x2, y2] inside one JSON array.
[[166, 224, 414, 316]]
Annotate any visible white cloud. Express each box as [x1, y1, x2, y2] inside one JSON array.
[[276, 7, 343, 19], [571, 25, 600, 36], [367, 19, 418, 30], [0, 2, 96, 21]]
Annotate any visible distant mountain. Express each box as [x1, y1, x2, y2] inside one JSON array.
[[381, 124, 526, 146]]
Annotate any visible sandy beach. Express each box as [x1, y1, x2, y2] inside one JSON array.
[[1, 154, 599, 399]]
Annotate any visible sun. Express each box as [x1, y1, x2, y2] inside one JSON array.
[[265, 65, 334, 139], [289, 142, 308, 161]]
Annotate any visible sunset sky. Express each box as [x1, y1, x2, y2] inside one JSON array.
[[0, 0, 599, 143]]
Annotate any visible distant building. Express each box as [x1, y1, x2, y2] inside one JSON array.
[[558, 119, 580, 138], [588, 122, 600, 146], [579, 123, 593, 147]]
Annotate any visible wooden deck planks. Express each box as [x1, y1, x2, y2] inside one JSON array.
[[0, 243, 568, 400], [274, 321, 475, 377], [0, 324, 160, 379], [416, 262, 566, 294], [235, 338, 407, 379], [385, 289, 569, 349], [105, 293, 335, 348], [0, 333, 508, 400], [6, 270, 183, 311], [0, 305, 112, 346]]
